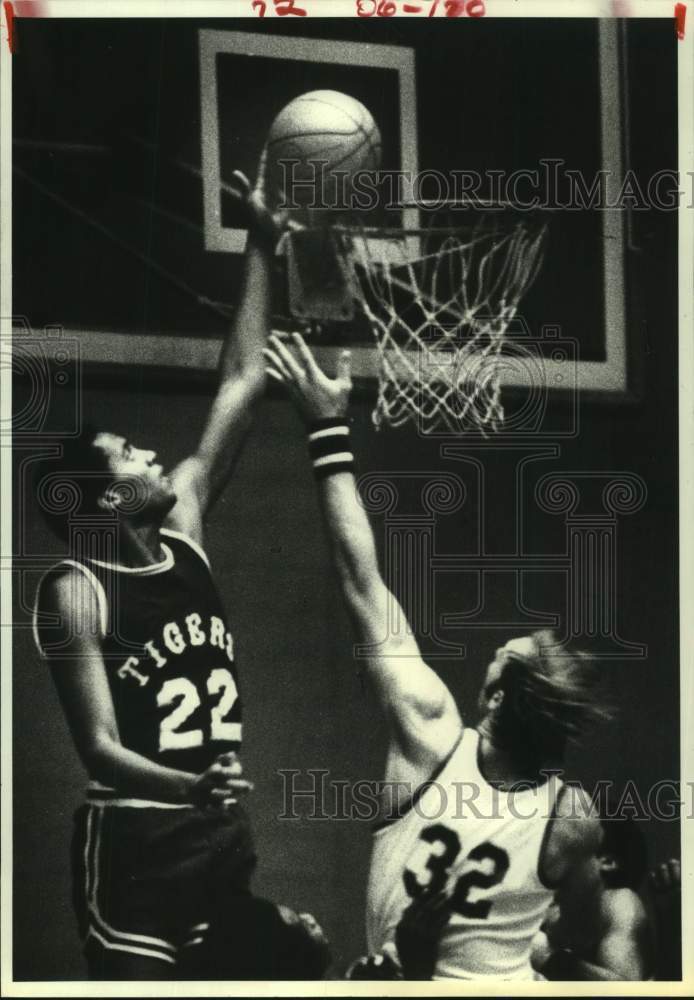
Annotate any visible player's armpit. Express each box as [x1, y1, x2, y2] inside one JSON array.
[[351, 580, 462, 767], [166, 455, 206, 542]]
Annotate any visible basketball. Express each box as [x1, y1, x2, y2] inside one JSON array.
[[265, 90, 382, 209]]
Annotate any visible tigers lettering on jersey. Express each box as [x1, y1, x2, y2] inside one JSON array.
[[117, 613, 235, 687]]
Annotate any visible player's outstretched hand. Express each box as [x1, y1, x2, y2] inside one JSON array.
[[190, 751, 254, 812], [648, 858, 682, 980], [395, 890, 453, 980], [649, 858, 681, 896], [226, 158, 289, 249], [264, 332, 352, 422]]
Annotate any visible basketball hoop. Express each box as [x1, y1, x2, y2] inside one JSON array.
[[292, 202, 548, 434]]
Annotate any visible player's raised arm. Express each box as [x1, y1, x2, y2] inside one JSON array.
[[265, 333, 462, 780], [168, 168, 281, 541]]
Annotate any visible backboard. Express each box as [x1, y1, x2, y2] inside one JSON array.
[[12, 17, 673, 415], [198, 18, 638, 411]]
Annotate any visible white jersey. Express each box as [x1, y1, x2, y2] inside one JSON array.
[[366, 727, 563, 980]]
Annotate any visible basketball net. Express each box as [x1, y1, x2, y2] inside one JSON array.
[[331, 207, 547, 433]]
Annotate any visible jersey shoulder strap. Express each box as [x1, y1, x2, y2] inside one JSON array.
[[160, 527, 211, 570], [33, 558, 109, 658]]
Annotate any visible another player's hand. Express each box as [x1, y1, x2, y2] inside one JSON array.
[[649, 858, 681, 896], [530, 930, 553, 972], [347, 952, 400, 980], [265, 332, 352, 421], [190, 751, 254, 812], [395, 890, 452, 980]]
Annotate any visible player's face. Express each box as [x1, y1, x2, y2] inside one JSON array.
[[94, 432, 177, 516], [478, 635, 537, 712]]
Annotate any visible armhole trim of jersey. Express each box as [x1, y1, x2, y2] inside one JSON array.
[[33, 560, 109, 658], [372, 727, 464, 835], [160, 527, 211, 570], [537, 780, 569, 890]]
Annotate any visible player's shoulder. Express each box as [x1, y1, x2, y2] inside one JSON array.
[[39, 561, 94, 609], [556, 782, 600, 824], [540, 784, 604, 891], [601, 886, 649, 930], [549, 783, 603, 857], [35, 560, 107, 655]]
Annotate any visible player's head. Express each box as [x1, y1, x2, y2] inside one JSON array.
[[599, 815, 649, 891], [35, 423, 176, 542], [195, 896, 331, 980], [478, 629, 609, 764]]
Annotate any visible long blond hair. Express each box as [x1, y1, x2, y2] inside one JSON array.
[[490, 630, 612, 762]]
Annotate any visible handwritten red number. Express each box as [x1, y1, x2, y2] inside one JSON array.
[[273, 0, 308, 14], [254, 0, 307, 14], [441, 0, 486, 13], [357, 0, 397, 13]]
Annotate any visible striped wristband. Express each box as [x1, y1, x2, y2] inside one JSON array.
[[308, 418, 354, 479]]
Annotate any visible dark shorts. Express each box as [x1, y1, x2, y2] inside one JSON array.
[[71, 802, 256, 971]]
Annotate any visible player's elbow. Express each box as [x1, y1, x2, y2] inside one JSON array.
[[80, 731, 121, 785], [221, 360, 266, 402]]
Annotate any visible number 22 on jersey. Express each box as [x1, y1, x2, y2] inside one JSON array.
[[404, 823, 510, 918], [157, 666, 240, 751]]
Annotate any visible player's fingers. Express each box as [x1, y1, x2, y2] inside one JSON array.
[[269, 333, 304, 380], [227, 758, 243, 777], [226, 779, 254, 794], [426, 891, 451, 914], [267, 366, 291, 389], [649, 867, 664, 889], [263, 346, 290, 381], [230, 169, 252, 200], [216, 767, 252, 789], [337, 349, 352, 386], [668, 858, 681, 884], [208, 787, 233, 803], [291, 332, 322, 379]]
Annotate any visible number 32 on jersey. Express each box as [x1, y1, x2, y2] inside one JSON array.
[[404, 823, 510, 917], [157, 666, 240, 751]]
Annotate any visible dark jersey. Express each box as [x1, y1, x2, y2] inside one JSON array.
[[33, 528, 242, 782]]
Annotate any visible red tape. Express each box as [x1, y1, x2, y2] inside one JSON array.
[[3, 1, 14, 52], [675, 2, 687, 39]]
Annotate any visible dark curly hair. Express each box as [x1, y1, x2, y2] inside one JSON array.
[[33, 423, 115, 543]]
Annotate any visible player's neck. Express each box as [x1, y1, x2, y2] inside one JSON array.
[[116, 519, 166, 567], [476, 725, 548, 788]]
